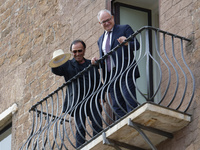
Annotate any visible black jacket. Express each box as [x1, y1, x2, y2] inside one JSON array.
[[52, 58, 102, 114]]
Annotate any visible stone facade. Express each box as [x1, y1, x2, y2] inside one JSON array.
[[0, 0, 200, 149], [0, 0, 105, 149], [157, 0, 200, 150]]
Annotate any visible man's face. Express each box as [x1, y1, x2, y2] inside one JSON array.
[[99, 12, 114, 32], [71, 42, 85, 64]]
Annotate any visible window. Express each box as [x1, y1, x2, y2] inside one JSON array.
[[0, 103, 17, 150], [0, 123, 12, 150]]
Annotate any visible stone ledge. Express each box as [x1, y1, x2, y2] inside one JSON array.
[[0, 103, 18, 131]]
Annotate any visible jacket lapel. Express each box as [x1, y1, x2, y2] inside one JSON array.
[[71, 58, 80, 72], [99, 32, 105, 57]]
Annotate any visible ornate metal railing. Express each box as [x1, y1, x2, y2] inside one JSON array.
[[20, 26, 195, 150]]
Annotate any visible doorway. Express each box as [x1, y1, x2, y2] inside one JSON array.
[[112, 0, 159, 104]]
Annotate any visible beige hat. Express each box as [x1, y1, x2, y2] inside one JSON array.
[[49, 49, 71, 68]]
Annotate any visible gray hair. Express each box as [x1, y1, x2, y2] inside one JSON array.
[[97, 9, 112, 22]]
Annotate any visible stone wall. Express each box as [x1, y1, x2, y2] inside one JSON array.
[[1, 0, 199, 149], [158, 0, 200, 149], [0, 0, 105, 149]]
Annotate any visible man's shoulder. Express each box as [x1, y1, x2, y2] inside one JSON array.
[[98, 33, 104, 43], [99, 32, 105, 38], [115, 24, 130, 29], [85, 58, 91, 64], [114, 24, 134, 35], [59, 59, 73, 67]]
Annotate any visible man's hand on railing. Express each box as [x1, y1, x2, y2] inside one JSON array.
[[91, 56, 99, 65], [117, 36, 128, 46]]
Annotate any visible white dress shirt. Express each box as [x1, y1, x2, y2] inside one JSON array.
[[102, 30, 113, 55], [102, 29, 115, 68]]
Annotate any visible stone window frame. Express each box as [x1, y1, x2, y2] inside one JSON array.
[[0, 103, 18, 131]]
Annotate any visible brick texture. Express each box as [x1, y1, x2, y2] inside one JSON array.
[[0, 0, 105, 149], [158, 0, 200, 149], [1, 0, 199, 149]]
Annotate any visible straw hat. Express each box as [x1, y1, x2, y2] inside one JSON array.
[[49, 49, 71, 68]]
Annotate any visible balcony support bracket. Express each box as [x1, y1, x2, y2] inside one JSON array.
[[128, 118, 157, 150], [102, 132, 145, 150], [128, 118, 173, 138], [128, 118, 174, 150], [102, 132, 122, 150]]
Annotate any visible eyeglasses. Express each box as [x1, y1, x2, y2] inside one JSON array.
[[72, 49, 83, 54], [100, 17, 112, 24]]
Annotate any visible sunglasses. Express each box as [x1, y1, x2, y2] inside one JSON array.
[[72, 49, 83, 53]]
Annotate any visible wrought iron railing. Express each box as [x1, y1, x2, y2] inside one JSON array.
[[20, 26, 195, 150]]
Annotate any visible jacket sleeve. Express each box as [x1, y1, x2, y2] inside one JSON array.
[[51, 61, 69, 77], [51, 65, 64, 76], [124, 25, 140, 50]]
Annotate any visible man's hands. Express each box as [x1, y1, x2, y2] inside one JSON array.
[[91, 36, 127, 65], [91, 56, 98, 65], [117, 36, 128, 46]]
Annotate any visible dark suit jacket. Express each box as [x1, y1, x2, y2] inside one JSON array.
[[98, 24, 140, 79], [52, 58, 101, 113]]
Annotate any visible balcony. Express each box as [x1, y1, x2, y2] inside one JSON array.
[[20, 26, 195, 150]]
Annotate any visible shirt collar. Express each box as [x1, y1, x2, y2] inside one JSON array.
[[106, 28, 113, 34]]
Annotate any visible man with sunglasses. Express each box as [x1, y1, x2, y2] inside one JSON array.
[[92, 9, 140, 119], [51, 39, 103, 148]]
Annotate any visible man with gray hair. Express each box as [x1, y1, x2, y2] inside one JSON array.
[[92, 9, 140, 119]]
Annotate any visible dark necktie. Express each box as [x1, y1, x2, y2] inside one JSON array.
[[105, 31, 111, 71]]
